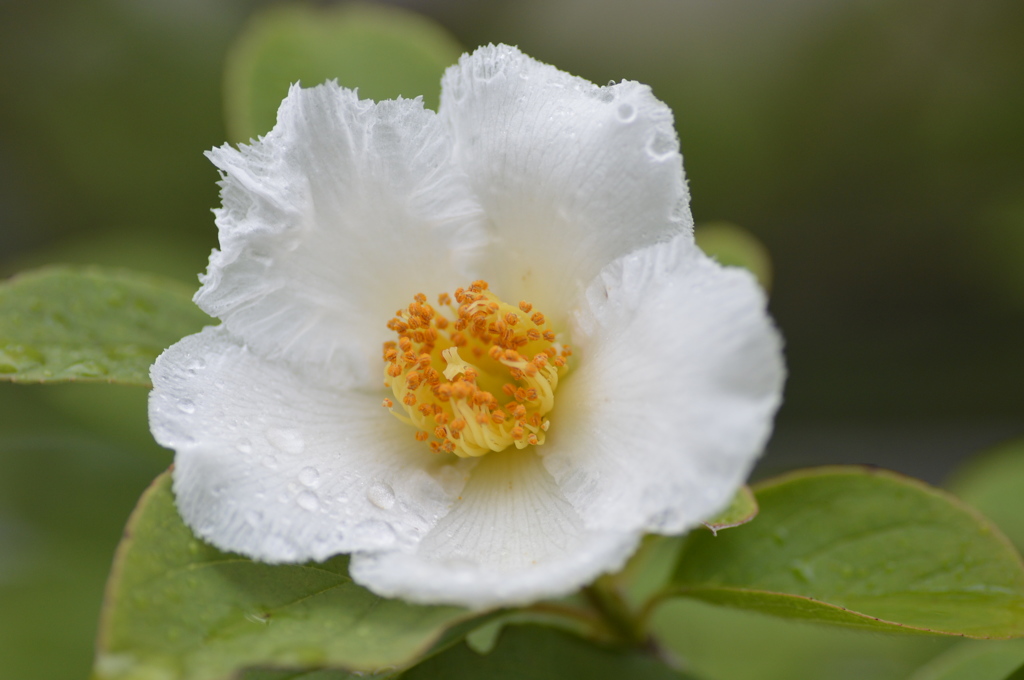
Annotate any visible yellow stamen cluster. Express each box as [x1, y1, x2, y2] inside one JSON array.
[[382, 281, 571, 457]]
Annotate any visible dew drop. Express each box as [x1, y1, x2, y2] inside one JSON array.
[[366, 481, 396, 510], [298, 466, 320, 488], [236, 438, 253, 455], [177, 399, 196, 414], [261, 454, 279, 469], [297, 490, 320, 512], [186, 358, 207, 372], [266, 427, 305, 454], [616, 102, 637, 122], [65, 361, 108, 378], [791, 560, 815, 583], [646, 130, 677, 160]]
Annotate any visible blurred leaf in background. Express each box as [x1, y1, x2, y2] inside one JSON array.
[[1, 0, 1023, 678], [225, 2, 462, 142]]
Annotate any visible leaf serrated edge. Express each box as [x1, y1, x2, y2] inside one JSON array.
[[666, 584, 1024, 639]]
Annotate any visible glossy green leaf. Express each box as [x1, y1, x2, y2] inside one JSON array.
[[703, 485, 758, 534], [670, 467, 1024, 638], [907, 639, 1024, 680], [948, 438, 1024, 553], [694, 222, 773, 290], [0, 266, 208, 385], [93, 471, 483, 680], [403, 624, 691, 680], [650, 598, 951, 680], [225, 3, 463, 142]]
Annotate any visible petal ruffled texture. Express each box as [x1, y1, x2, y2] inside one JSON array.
[[198, 85, 485, 388], [349, 449, 639, 609], [151, 44, 786, 612], [439, 44, 693, 321], [151, 327, 471, 562], [544, 236, 785, 535]]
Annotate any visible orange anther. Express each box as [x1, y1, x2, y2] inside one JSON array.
[[531, 312, 545, 326], [382, 398, 393, 408]]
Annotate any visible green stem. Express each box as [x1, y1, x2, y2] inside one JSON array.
[[582, 576, 647, 647]]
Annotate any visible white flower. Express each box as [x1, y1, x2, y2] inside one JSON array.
[[149, 44, 784, 610]]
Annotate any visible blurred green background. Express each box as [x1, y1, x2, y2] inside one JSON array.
[[1, 0, 1021, 678]]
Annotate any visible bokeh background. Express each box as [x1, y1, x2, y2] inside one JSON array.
[[1, 0, 1021, 678]]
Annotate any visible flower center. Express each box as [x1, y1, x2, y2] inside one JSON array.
[[382, 280, 570, 458]]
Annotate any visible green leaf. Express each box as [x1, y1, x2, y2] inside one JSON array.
[[907, 639, 1024, 680], [669, 466, 1024, 638], [650, 599, 952, 680], [702, 485, 758, 534], [402, 624, 691, 680], [225, 3, 463, 143], [0, 266, 209, 385], [694, 222, 773, 290], [948, 438, 1024, 553], [93, 471, 484, 680]]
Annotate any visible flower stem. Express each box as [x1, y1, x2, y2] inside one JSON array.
[[582, 576, 647, 647]]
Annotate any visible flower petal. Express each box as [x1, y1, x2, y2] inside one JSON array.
[[150, 326, 472, 562], [198, 83, 486, 388], [439, 44, 693, 321], [349, 448, 639, 609], [543, 237, 785, 535]]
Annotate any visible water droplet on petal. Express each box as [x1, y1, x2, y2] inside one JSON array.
[[266, 427, 305, 454], [366, 481, 396, 510], [298, 466, 320, 487], [646, 130, 677, 160], [261, 454, 279, 469], [297, 490, 320, 512], [616, 102, 637, 122], [177, 399, 196, 414], [236, 439, 253, 455]]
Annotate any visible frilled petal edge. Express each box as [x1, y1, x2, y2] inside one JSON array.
[[198, 83, 486, 389], [440, 44, 693, 324], [350, 448, 640, 610], [150, 326, 474, 562], [541, 236, 785, 535]]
